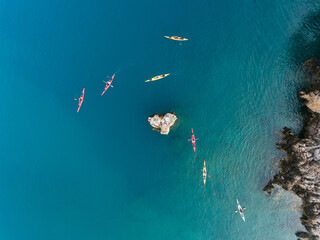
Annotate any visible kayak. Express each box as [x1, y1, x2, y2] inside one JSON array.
[[101, 74, 115, 96], [164, 36, 188, 41], [203, 161, 207, 185], [188, 128, 198, 152], [237, 199, 245, 222], [145, 74, 170, 82], [75, 88, 85, 112]]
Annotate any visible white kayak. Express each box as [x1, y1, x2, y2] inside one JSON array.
[[237, 199, 245, 222]]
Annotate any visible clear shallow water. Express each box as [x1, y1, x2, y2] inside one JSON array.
[[0, 0, 319, 239]]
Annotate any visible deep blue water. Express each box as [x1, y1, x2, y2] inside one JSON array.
[[0, 0, 319, 239]]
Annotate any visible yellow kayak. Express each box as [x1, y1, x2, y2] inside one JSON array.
[[145, 74, 170, 82], [164, 36, 188, 41], [203, 161, 207, 185]]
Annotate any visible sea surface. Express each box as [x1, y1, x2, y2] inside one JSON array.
[[0, 0, 319, 239]]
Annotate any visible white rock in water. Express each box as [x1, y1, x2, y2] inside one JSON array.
[[148, 113, 177, 135]]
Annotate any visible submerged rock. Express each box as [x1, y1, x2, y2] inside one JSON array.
[[296, 231, 312, 239], [264, 58, 320, 239], [148, 113, 177, 135], [303, 57, 320, 80]]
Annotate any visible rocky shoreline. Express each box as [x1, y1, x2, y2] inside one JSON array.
[[263, 58, 320, 239]]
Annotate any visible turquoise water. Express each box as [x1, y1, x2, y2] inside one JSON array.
[[0, 0, 319, 239]]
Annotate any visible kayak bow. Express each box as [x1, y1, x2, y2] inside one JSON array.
[[164, 36, 188, 41], [145, 74, 170, 82]]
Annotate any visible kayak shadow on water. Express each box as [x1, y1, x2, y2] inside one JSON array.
[[108, 62, 137, 77]]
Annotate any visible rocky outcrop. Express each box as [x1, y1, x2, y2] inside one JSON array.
[[299, 91, 320, 114], [264, 58, 320, 240], [303, 57, 320, 81], [148, 113, 177, 135]]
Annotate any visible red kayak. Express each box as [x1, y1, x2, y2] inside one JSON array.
[[188, 128, 199, 152], [101, 74, 115, 96], [75, 88, 85, 112]]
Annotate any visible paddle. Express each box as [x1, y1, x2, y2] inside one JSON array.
[[235, 208, 246, 213], [200, 169, 211, 178]]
